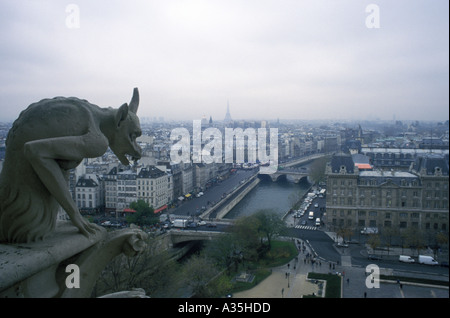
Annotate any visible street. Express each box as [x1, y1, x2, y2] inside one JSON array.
[[169, 169, 257, 217]]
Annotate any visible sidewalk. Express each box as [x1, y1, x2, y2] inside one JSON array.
[[232, 268, 319, 298], [232, 240, 337, 298]]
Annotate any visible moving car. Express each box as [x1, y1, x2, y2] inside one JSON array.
[[399, 255, 415, 263], [418, 255, 438, 265]]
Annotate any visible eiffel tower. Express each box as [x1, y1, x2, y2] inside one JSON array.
[[224, 100, 232, 124]]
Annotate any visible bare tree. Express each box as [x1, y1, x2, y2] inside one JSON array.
[[367, 234, 381, 254], [92, 235, 182, 297], [404, 227, 426, 256], [381, 226, 398, 256], [181, 254, 219, 297]]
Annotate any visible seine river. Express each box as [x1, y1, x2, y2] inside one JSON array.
[[224, 177, 311, 219]]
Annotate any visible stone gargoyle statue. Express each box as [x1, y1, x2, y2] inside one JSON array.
[[0, 88, 142, 243]]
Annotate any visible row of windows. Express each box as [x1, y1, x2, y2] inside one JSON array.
[[117, 186, 136, 192], [77, 201, 95, 208], [332, 179, 448, 189], [367, 153, 414, 159], [331, 218, 448, 231], [77, 193, 97, 200], [331, 196, 449, 209], [77, 188, 96, 191], [332, 209, 448, 220], [117, 180, 136, 185], [137, 185, 170, 191], [137, 178, 171, 186], [332, 189, 448, 199], [333, 189, 422, 197], [138, 192, 168, 198]]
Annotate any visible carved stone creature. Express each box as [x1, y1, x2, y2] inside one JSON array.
[[0, 88, 142, 243]]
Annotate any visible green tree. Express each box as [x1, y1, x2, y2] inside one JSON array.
[[230, 214, 261, 261], [126, 200, 158, 226], [254, 209, 287, 247], [309, 156, 330, 184], [229, 210, 287, 261]]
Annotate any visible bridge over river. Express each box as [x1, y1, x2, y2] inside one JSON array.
[[258, 153, 329, 183], [260, 167, 309, 183]]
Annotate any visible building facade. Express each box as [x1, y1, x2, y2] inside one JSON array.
[[137, 165, 173, 210], [116, 170, 138, 214], [75, 176, 102, 213], [325, 153, 449, 234]]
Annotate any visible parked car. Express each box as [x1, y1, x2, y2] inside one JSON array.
[[360, 227, 378, 235], [337, 242, 349, 248], [368, 254, 382, 260], [197, 220, 207, 226], [207, 222, 217, 227]]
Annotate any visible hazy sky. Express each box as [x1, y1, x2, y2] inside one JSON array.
[[0, 0, 448, 122]]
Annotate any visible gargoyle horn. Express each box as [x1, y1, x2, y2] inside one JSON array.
[[129, 87, 139, 114]]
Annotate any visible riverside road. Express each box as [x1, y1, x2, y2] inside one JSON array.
[[168, 169, 257, 217]]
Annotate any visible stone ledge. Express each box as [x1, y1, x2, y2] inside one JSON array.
[[0, 222, 147, 298], [0, 221, 107, 293]]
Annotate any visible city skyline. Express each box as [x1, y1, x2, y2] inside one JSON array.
[[0, 1, 448, 122]]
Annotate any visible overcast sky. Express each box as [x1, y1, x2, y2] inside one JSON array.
[[0, 0, 448, 122]]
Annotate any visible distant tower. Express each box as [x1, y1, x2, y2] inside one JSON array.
[[201, 114, 208, 126], [224, 100, 232, 124]]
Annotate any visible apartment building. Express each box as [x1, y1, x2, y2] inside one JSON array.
[[75, 176, 102, 213], [103, 167, 137, 215], [137, 165, 173, 211], [116, 170, 137, 214]]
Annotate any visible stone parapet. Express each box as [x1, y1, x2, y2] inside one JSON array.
[[0, 222, 147, 298]]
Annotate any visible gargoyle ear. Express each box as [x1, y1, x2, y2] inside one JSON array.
[[116, 103, 128, 128], [129, 87, 139, 114]]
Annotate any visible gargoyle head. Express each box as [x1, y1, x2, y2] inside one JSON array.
[[109, 88, 142, 165]]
